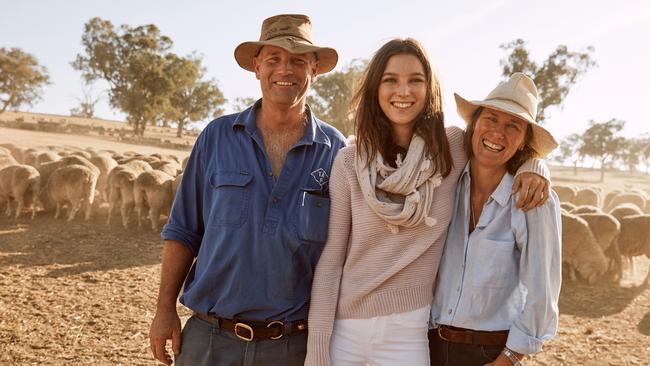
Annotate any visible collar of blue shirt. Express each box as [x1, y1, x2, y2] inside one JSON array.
[[460, 162, 514, 208], [231, 99, 332, 147]]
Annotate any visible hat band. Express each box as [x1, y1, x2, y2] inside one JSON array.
[[484, 97, 535, 120], [263, 33, 313, 45]]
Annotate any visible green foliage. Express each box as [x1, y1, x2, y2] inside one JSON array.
[[72, 17, 224, 137], [500, 39, 596, 123], [231, 97, 258, 113], [555, 133, 584, 174], [0, 47, 50, 113], [579, 119, 626, 181], [307, 59, 366, 136], [164, 54, 226, 137]]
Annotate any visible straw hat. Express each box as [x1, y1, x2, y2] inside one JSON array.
[[454, 72, 558, 157], [234, 14, 338, 75]]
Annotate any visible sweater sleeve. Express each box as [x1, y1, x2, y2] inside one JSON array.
[[305, 151, 353, 366], [515, 157, 550, 181]]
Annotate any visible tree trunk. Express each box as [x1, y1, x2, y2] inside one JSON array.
[[176, 119, 185, 138], [573, 162, 578, 175], [600, 159, 605, 182]]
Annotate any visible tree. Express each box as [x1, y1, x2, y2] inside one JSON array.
[[579, 119, 626, 182], [164, 54, 226, 137], [70, 80, 103, 118], [231, 97, 257, 112], [618, 137, 645, 172], [72, 17, 176, 136], [500, 39, 596, 122], [556, 133, 584, 175], [307, 59, 366, 136], [0, 47, 50, 113]]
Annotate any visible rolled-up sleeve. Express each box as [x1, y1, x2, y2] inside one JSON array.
[[161, 134, 206, 256], [508, 191, 562, 354]]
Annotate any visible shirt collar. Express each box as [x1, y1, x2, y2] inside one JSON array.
[[460, 162, 514, 207], [232, 99, 331, 147]]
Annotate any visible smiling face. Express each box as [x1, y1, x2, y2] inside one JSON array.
[[253, 45, 319, 109], [471, 108, 528, 172], [378, 53, 427, 137]]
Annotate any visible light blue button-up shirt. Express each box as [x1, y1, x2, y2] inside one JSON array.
[[431, 162, 562, 354]]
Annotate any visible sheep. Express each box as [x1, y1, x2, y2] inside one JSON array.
[[603, 189, 622, 211], [608, 203, 644, 221], [561, 211, 608, 284], [21, 149, 41, 167], [133, 170, 174, 231], [575, 187, 601, 207], [152, 160, 182, 177], [560, 202, 577, 212], [0, 155, 18, 170], [618, 215, 650, 259], [645, 199, 650, 214], [69, 150, 92, 160], [570, 205, 602, 215], [552, 185, 577, 204], [181, 156, 189, 171], [36, 151, 61, 166], [0, 164, 41, 219], [0, 143, 24, 162], [0, 147, 12, 156], [37, 156, 100, 212], [47, 164, 98, 221], [106, 160, 152, 228], [605, 193, 646, 213], [172, 173, 182, 198], [577, 212, 622, 281], [89, 154, 118, 202]]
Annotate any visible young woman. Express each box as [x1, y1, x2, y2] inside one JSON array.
[[304, 39, 549, 366], [429, 73, 562, 366]]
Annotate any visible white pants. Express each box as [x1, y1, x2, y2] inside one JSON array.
[[330, 305, 431, 366]]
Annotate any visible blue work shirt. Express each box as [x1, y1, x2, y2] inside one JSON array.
[[161, 100, 347, 321], [431, 163, 562, 354]]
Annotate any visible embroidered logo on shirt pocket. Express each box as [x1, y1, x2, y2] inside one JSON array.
[[471, 239, 517, 289], [208, 171, 252, 227]]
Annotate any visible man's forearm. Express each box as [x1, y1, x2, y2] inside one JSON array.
[[156, 240, 195, 311]]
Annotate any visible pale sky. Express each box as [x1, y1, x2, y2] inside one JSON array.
[[2, 0, 649, 141]]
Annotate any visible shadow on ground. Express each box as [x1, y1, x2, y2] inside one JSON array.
[[0, 208, 164, 277]]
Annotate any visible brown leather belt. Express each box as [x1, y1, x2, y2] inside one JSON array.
[[195, 313, 307, 342], [437, 325, 508, 346]]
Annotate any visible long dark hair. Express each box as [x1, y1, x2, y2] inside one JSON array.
[[463, 107, 538, 174], [352, 38, 452, 177]]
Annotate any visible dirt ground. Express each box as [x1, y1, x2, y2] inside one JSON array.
[[1, 128, 650, 365]]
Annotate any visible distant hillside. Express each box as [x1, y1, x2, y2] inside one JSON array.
[[0, 111, 199, 151]]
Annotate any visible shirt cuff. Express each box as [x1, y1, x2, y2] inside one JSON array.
[[304, 331, 332, 366], [515, 158, 550, 181], [161, 223, 202, 256], [506, 325, 544, 354]]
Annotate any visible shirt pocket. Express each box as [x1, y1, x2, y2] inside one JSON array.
[[296, 189, 330, 244], [208, 171, 253, 227], [471, 239, 517, 289]]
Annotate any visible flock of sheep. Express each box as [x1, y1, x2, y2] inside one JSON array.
[[2, 141, 650, 285], [0, 143, 185, 232], [556, 184, 650, 284]]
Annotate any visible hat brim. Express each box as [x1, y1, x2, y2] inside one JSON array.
[[454, 93, 558, 157], [234, 37, 338, 75]]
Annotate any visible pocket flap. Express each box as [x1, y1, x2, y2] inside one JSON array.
[[209, 171, 253, 188]]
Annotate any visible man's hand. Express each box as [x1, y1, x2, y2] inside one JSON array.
[[512, 172, 550, 211], [150, 308, 182, 366]]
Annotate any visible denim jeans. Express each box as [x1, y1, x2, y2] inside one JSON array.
[[174, 315, 307, 366], [428, 328, 503, 366]]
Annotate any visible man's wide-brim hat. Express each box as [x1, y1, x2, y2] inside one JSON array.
[[454, 72, 558, 157], [234, 14, 338, 75]]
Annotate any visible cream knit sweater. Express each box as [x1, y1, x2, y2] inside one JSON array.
[[305, 126, 546, 365]]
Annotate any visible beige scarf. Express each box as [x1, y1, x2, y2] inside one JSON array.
[[354, 135, 442, 233]]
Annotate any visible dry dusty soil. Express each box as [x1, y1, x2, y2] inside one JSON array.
[[1, 127, 650, 365]]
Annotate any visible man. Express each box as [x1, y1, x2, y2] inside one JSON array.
[[149, 14, 346, 366]]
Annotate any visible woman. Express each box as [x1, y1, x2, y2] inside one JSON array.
[[429, 73, 562, 366], [305, 39, 549, 366]]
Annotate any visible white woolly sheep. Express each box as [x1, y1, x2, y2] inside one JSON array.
[[561, 211, 608, 284], [608, 203, 644, 221], [570, 205, 602, 215], [552, 185, 577, 204], [560, 202, 577, 212], [90, 154, 118, 202], [577, 212, 622, 281], [106, 160, 152, 228], [575, 187, 601, 207], [47, 164, 98, 221], [618, 214, 650, 259], [133, 170, 174, 231], [605, 193, 646, 213], [0, 155, 18, 170], [0, 164, 41, 219], [603, 189, 622, 211], [36, 151, 61, 166]]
